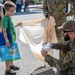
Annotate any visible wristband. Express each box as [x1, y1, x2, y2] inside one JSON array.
[[6, 39, 9, 42]]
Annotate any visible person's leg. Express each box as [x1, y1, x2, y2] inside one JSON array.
[[5, 61, 16, 75], [9, 61, 13, 66], [17, 4, 21, 12], [16, 4, 19, 12], [19, 4, 22, 12], [10, 61, 20, 71], [25, 2, 27, 11], [5, 61, 10, 71], [20, 3, 23, 12], [24, 2, 26, 11], [25, 3, 29, 11]]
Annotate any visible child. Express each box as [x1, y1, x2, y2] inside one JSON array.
[[2, 1, 20, 75]]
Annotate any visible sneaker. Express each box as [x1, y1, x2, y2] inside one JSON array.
[[10, 65, 20, 71], [5, 69, 16, 75]]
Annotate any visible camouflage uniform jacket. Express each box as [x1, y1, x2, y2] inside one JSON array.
[[45, 38, 75, 75], [43, 0, 75, 26], [43, 0, 75, 42]]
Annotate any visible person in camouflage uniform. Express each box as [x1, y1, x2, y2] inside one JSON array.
[[41, 20, 75, 75], [43, 0, 75, 42]]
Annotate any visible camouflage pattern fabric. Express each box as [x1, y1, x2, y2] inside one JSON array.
[[43, 0, 75, 42], [43, 0, 75, 26], [45, 38, 75, 75]]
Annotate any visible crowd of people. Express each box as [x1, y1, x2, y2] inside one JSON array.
[[2, 0, 30, 12]]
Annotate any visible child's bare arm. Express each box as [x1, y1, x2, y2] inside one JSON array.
[[3, 28, 10, 47]]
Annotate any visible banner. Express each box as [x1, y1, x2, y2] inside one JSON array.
[[0, 43, 21, 62]]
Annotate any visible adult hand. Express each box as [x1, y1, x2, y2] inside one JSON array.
[[41, 50, 47, 57], [48, 13, 50, 19], [48, 12, 53, 19], [62, 12, 69, 17]]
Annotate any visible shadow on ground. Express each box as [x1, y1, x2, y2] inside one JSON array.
[[30, 66, 59, 75]]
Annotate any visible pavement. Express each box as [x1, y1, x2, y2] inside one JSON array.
[[0, 4, 59, 75]]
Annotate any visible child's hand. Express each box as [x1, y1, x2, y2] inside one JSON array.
[[18, 22, 22, 25], [6, 42, 10, 48], [16, 22, 22, 27]]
